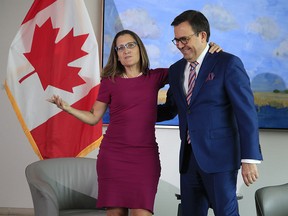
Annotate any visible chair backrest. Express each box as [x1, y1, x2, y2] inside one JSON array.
[[25, 157, 98, 210], [255, 183, 288, 216]]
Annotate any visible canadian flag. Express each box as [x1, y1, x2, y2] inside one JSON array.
[[5, 0, 103, 159]]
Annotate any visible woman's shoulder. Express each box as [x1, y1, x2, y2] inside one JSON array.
[[100, 76, 110, 82], [148, 68, 168, 75], [100, 76, 116, 85]]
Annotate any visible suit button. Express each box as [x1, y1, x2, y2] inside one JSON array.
[[187, 109, 191, 114]]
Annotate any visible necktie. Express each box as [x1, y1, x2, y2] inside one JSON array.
[[186, 61, 198, 105], [186, 61, 198, 144]]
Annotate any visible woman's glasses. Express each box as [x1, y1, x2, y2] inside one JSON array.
[[115, 41, 138, 52]]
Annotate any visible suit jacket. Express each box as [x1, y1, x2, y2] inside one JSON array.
[[158, 51, 263, 173]]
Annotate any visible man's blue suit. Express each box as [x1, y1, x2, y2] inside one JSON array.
[[157, 50, 263, 215]]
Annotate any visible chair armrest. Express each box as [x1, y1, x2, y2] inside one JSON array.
[[27, 180, 59, 216]]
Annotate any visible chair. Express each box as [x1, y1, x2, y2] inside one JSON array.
[[255, 183, 288, 216], [25, 157, 106, 216]]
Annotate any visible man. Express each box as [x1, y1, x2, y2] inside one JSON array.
[[157, 10, 263, 216]]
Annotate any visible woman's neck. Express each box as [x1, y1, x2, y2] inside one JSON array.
[[122, 71, 143, 78], [123, 66, 142, 78]]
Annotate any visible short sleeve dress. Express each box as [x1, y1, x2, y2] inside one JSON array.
[[96, 68, 168, 213]]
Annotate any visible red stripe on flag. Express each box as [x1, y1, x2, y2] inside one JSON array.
[[22, 0, 57, 25], [31, 85, 102, 159]]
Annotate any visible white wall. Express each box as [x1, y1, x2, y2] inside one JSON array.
[[0, 1, 288, 216]]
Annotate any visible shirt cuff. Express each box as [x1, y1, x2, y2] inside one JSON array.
[[241, 159, 261, 164]]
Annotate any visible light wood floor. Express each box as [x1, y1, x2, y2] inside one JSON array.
[[0, 208, 34, 216]]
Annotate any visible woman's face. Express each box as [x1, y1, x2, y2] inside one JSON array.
[[115, 34, 140, 70]]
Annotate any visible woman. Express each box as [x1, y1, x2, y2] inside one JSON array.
[[48, 30, 221, 216]]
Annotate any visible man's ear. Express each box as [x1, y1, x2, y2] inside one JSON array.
[[199, 31, 207, 43]]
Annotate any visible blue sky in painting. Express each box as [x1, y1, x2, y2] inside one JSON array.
[[103, 0, 288, 89]]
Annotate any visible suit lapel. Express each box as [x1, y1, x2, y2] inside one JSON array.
[[189, 52, 217, 106]]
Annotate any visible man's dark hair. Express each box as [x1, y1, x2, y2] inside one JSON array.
[[171, 10, 210, 42]]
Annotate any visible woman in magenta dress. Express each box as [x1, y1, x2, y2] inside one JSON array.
[[96, 30, 168, 215], [49, 30, 168, 216]]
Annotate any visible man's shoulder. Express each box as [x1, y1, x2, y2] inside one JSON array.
[[170, 58, 186, 68], [211, 50, 240, 60], [207, 51, 243, 66]]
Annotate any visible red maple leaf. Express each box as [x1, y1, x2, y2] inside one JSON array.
[[21, 18, 88, 92]]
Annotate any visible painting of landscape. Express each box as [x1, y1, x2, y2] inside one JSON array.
[[102, 0, 288, 129]]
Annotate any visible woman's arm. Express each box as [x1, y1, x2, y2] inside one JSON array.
[[47, 95, 107, 126]]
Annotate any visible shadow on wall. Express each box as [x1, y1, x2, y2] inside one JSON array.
[[155, 179, 180, 216]]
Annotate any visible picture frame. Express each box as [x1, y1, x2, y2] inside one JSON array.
[[102, 0, 288, 129]]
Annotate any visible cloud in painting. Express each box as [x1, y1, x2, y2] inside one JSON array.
[[115, 8, 160, 39], [274, 39, 288, 58], [146, 44, 160, 59], [202, 4, 237, 31], [247, 16, 279, 40], [146, 44, 161, 67], [168, 42, 179, 55]]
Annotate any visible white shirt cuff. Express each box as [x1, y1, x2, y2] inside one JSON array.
[[241, 159, 261, 164]]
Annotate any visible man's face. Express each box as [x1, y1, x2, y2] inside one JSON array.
[[173, 21, 206, 63]]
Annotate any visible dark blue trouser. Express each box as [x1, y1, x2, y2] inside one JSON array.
[[180, 145, 239, 216]]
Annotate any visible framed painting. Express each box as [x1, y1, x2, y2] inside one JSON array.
[[102, 0, 288, 129]]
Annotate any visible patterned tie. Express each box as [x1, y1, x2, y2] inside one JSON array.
[[186, 61, 198, 144], [186, 61, 198, 105]]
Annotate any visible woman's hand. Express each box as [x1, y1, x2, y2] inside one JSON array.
[[47, 95, 71, 112], [208, 42, 223, 53]]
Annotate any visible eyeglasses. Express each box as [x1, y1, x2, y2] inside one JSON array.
[[115, 41, 138, 52], [172, 33, 198, 45]]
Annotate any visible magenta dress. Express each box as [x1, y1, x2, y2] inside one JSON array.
[[96, 68, 168, 213]]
